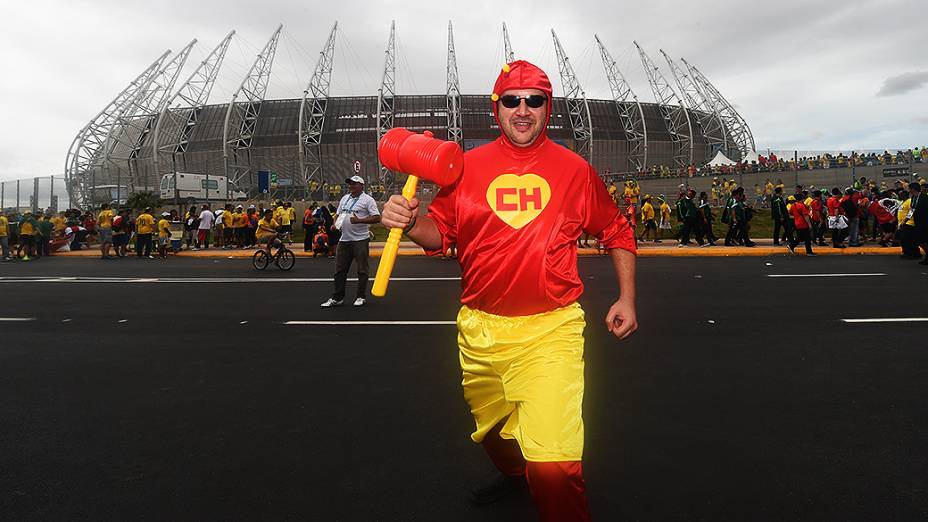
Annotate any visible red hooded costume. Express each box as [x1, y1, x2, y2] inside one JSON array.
[[427, 60, 636, 317], [426, 61, 635, 522]]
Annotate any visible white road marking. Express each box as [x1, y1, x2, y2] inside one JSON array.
[[0, 276, 460, 284], [842, 318, 928, 323], [284, 320, 456, 326], [767, 273, 886, 278], [0, 317, 36, 322]]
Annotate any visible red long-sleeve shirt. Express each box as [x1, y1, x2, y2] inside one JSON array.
[[427, 135, 636, 317]]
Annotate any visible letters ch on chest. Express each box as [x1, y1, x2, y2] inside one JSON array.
[[485, 173, 552, 230], [495, 186, 544, 211]]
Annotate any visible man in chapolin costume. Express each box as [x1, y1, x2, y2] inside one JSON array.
[[381, 60, 638, 521]]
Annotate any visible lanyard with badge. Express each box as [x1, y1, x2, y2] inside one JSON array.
[[334, 195, 361, 230]]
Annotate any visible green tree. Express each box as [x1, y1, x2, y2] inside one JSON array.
[[125, 191, 162, 211]]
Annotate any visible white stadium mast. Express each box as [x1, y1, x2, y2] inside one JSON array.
[[299, 22, 337, 191], [65, 51, 170, 209], [108, 40, 196, 193], [502, 22, 515, 62], [660, 49, 727, 163], [595, 35, 648, 172], [682, 59, 755, 160], [153, 31, 235, 176], [222, 24, 283, 191], [635, 41, 693, 170], [375, 21, 397, 196], [551, 29, 593, 162], [446, 21, 463, 145]]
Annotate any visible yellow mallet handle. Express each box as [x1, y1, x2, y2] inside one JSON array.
[[372, 175, 419, 297]]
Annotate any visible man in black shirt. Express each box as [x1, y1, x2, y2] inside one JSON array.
[[771, 187, 789, 246], [910, 182, 928, 264], [731, 188, 755, 247], [697, 191, 717, 246], [678, 189, 703, 247], [840, 188, 862, 247]]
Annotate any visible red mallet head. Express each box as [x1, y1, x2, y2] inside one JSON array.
[[378, 128, 463, 186]]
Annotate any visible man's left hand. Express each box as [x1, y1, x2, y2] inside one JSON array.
[[349, 215, 358, 224], [605, 297, 638, 340]]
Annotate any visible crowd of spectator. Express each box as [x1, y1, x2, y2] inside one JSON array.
[[4, 173, 927, 263], [0, 207, 99, 261], [610, 146, 928, 180], [606, 176, 928, 263], [0, 199, 354, 261]]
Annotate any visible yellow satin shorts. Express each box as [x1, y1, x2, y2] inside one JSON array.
[[457, 302, 586, 462]]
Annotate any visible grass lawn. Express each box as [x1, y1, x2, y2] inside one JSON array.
[[635, 208, 780, 242]]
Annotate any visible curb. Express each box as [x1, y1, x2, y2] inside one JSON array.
[[48, 245, 903, 259]]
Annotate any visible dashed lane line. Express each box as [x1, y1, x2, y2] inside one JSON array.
[[766, 273, 886, 278], [0, 276, 461, 283], [842, 318, 928, 323], [284, 321, 456, 326]]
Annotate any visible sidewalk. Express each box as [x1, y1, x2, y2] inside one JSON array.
[[52, 239, 903, 258]]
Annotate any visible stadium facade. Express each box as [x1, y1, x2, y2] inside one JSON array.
[[65, 24, 753, 207], [117, 95, 721, 195]]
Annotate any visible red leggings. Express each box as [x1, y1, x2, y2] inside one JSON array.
[[481, 421, 590, 522]]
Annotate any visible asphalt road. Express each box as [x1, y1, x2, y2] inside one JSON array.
[[1, 254, 926, 521]]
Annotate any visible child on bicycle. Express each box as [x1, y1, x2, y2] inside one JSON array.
[[256, 209, 281, 255]]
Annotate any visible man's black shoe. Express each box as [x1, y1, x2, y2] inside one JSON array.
[[920, 259, 928, 265], [469, 473, 528, 505]]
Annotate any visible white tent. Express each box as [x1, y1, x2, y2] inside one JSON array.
[[741, 150, 760, 164], [708, 151, 736, 167]]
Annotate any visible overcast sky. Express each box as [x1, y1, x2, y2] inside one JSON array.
[[1, 0, 925, 182]]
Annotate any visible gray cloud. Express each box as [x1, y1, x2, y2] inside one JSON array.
[[1, 0, 926, 181], [877, 71, 928, 97]]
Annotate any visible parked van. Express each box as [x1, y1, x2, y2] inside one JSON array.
[[160, 173, 247, 201]]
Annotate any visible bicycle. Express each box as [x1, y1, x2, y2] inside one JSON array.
[[252, 237, 295, 271]]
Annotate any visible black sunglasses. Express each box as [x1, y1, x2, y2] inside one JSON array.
[[499, 94, 547, 109]]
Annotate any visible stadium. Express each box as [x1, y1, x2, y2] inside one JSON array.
[[64, 23, 754, 208]]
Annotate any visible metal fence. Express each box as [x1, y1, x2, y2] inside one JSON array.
[[0, 176, 69, 212]]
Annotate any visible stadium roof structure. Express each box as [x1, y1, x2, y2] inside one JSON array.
[[64, 23, 754, 207]]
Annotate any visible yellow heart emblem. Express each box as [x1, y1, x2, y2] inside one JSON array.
[[485, 173, 551, 229]]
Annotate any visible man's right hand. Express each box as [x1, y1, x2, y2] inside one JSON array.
[[381, 195, 420, 230]]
